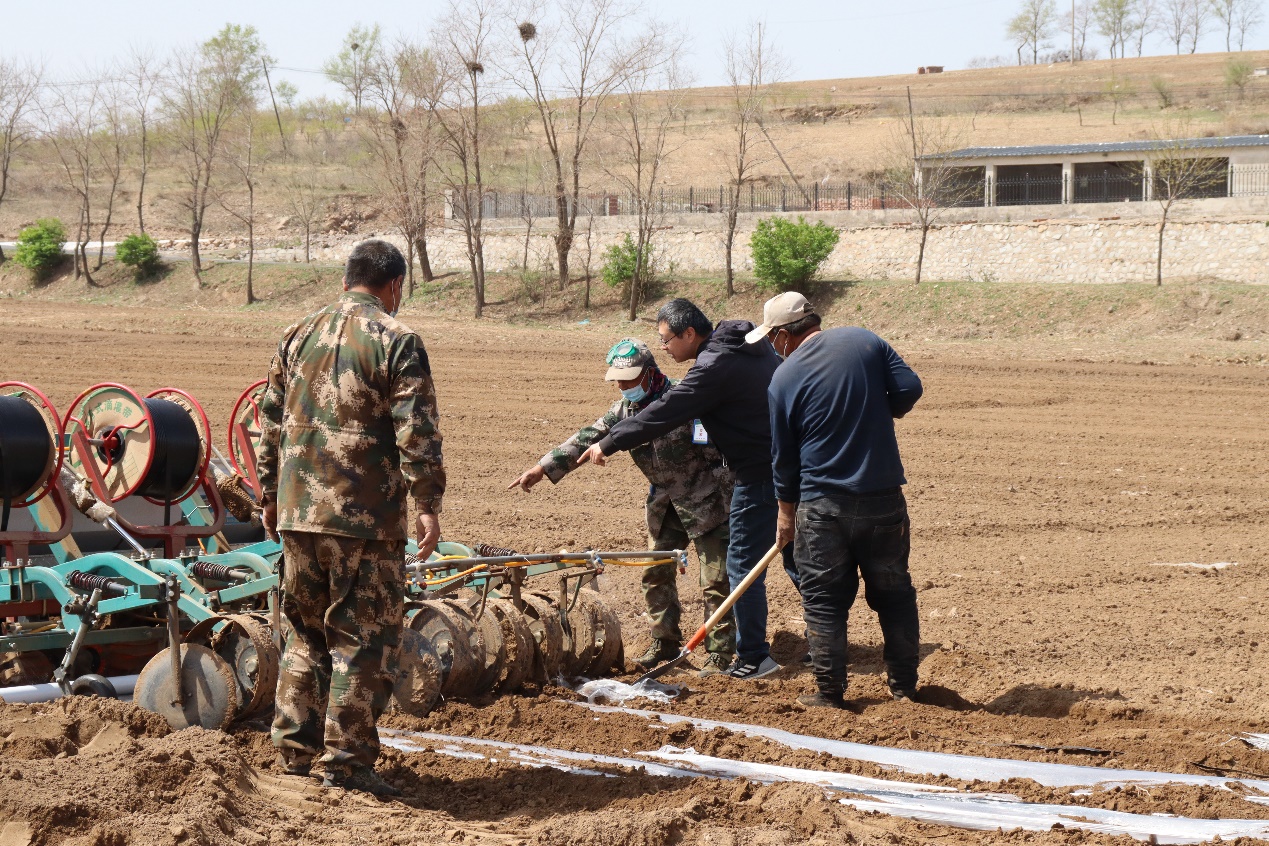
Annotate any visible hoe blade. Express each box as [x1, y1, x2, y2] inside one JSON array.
[[635, 649, 690, 684]]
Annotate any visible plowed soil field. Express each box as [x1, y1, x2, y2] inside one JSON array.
[[1, 298, 1266, 846]]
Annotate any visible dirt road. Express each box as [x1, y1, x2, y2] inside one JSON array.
[[0, 299, 1266, 845]]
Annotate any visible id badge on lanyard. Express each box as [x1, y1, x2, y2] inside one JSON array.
[[691, 419, 709, 445]]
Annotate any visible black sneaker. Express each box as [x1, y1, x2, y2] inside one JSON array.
[[635, 639, 681, 670], [796, 692, 847, 710], [801, 652, 813, 666], [323, 766, 402, 797], [726, 656, 781, 680]]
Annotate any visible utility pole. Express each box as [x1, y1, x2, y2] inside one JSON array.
[[1071, 0, 1076, 63]]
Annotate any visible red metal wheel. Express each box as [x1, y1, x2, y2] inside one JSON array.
[[64, 383, 156, 502], [227, 380, 267, 479]]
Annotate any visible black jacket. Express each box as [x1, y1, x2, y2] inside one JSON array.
[[597, 320, 782, 484]]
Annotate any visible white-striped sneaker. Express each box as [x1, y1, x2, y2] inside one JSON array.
[[727, 656, 781, 680]]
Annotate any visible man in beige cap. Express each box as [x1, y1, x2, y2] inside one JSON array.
[[754, 292, 924, 711], [508, 338, 737, 676]]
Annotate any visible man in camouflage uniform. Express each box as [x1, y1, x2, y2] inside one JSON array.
[[508, 339, 735, 676], [258, 239, 444, 797]]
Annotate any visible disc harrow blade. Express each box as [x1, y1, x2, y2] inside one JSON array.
[[134, 643, 240, 731], [546, 588, 601, 678], [486, 598, 535, 694], [457, 594, 506, 696], [407, 599, 484, 699], [185, 613, 280, 719], [575, 589, 624, 676], [517, 592, 564, 683], [389, 628, 443, 718]]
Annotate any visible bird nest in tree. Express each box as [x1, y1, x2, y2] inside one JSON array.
[[466, 60, 485, 74], [518, 22, 537, 41]]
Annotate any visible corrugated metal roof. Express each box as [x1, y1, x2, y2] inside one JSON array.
[[920, 135, 1269, 161]]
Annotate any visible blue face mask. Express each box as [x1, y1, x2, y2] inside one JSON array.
[[621, 383, 648, 404]]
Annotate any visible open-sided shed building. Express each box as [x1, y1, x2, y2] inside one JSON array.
[[919, 135, 1269, 207]]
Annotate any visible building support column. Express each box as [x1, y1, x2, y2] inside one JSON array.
[[985, 164, 996, 207], [1142, 160, 1153, 201], [1062, 161, 1075, 203]]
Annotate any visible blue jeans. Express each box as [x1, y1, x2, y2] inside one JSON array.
[[794, 490, 919, 696], [727, 480, 799, 665]]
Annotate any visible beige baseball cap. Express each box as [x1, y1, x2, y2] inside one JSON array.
[[604, 338, 655, 381], [744, 291, 815, 344]]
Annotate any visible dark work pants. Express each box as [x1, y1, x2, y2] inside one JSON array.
[[727, 480, 800, 665], [793, 489, 919, 697]]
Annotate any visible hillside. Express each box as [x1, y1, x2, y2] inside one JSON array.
[[2, 50, 1268, 242]]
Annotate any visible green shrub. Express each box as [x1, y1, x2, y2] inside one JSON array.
[[749, 216, 840, 292], [116, 233, 161, 272], [13, 218, 66, 275], [600, 233, 653, 289]]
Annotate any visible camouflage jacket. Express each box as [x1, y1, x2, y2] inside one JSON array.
[[257, 291, 445, 540], [538, 380, 733, 539]]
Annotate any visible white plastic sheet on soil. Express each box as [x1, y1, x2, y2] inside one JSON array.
[[573, 678, 682, 706], [380, 728, 1269, 844], [572, 702, 1269, 793], [1149, 561, 1238, 570], [1243, 734, 1269, 752]]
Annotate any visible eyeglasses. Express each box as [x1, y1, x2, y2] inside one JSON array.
[[657, 331, 680, 347]]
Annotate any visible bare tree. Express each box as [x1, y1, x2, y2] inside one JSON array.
[[719, 21, 784, 296], [92, 79, 128, 270], [324, 24, 383, 115], [1232, 0, 1264, 49], [1185, 0, 1208, 51], [599, 40, 687, 320], [428, 0, 504, 318], [363, 38, 441, 292], [0, 59, 41, 265], [1074, 2, 1096, 58], [880, 90, 979, 285], [1211, 0, 1241, 50], [1162, 0, 1195, 51], [217, 110, 266, 303], [506, 0, 662, 292], [120, 48, 164, 234], [1007, 0, 1059, 64], [1103, 74, 1135, 124], [43, 75, 126, 285], [580, 204, 596, 309], [1129, 0, 1158, 55], [1143, 135, 1227, 286], [281, 148, 326, 264], [165, 25, 267, 288], [1092, 0, 1133, 58]]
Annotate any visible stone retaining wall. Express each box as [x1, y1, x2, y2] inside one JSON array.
[[164, 197, 1269, 285]]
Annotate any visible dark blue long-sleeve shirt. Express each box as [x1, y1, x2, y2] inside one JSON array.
[[769, 326, 922, 502]]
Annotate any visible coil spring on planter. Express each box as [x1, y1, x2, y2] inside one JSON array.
[[190, 561, 236, 582], [474, 543, 518, 557], [66, 570, 127, 597]]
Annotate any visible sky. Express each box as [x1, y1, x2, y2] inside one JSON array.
[[5, 0, 1262, 97]]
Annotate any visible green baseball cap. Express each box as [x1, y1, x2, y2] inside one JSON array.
[[604, 338, 655, 381]]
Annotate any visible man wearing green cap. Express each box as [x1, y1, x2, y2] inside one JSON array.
[[508, 339, 736, 676]]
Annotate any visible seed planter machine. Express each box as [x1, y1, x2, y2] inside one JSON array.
[[227, 381, 685, 710], [0, 382, 279, 730]]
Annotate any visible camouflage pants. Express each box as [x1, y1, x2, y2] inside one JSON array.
[[643, 512, 735, 656], [272, 531, 404, 774]]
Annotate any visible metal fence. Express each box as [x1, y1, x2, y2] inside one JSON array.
[[453, 164, 1269, 219], [455, 182, 914, 219]]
